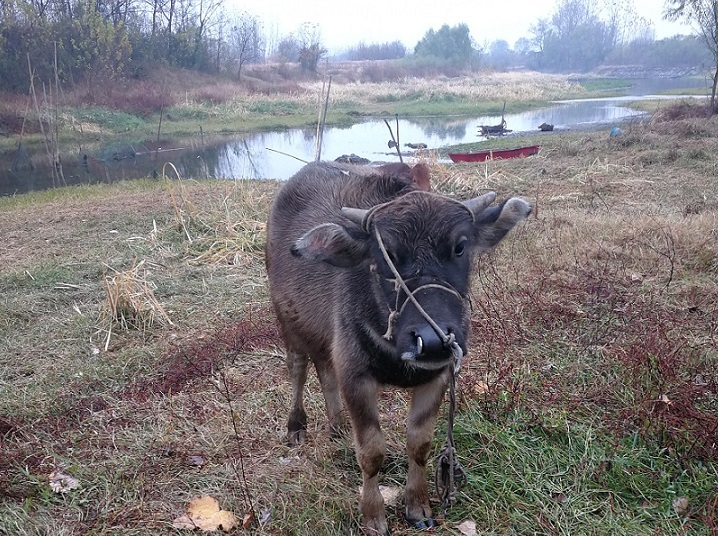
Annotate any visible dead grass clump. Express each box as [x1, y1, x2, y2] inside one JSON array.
[[162, 166, 274, 265], [638, 148, 680, 167], [0, 417, 21, 441], [652, 100, 713, 122], [190, 223, 266, 266], [670, 119, 712, 138], [100, 260, 173, 348]]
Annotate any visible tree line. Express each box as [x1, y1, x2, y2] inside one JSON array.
[[1, 0, 716, 112], [0, 0, 325, 92]]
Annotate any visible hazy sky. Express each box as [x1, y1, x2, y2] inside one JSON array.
[[232, 0, 693, 53]]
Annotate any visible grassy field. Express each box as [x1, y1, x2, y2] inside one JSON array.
[[1, 104, 717, 534]]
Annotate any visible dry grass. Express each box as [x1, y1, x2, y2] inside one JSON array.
[[307, 71, 582, 107], [100, 259, 173, 350], [116, 71, 583, 123], [0, 107, 717, 534]]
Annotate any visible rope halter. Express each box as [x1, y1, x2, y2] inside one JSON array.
[[342, 194, 473, 512]]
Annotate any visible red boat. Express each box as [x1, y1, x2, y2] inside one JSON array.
[[448, 145, 540, 163]]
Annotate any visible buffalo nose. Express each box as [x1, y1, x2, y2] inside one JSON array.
[[414, 325, 447, 357]]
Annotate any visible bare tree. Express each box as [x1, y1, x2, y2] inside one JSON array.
[[191, 0, 222, 69], [228, 11, 263, 79], [665, 0, 718, 113], [296, 22, 326, 73], [529, 0, 628, 71]]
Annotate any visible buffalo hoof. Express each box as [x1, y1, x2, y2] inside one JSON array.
[[286, 428, 306, 446], [406, 517, 436, 530]]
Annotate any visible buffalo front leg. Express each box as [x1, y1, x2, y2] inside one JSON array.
[[286, 350, 309, 446], [405, 369, 450, 528], [343, 375, 388, 536]]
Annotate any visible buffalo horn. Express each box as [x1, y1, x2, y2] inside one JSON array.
[[341, 207, 371, 229], [462, 192, 497, 217]]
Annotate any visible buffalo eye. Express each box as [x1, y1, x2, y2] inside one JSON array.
[[454, 237, 468, 258]]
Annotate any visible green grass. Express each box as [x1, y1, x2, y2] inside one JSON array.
[[578, 78, 633, 93], [75, 107, 149, 131], [0, 176, 167, 210], [450, 404, 716, 534]]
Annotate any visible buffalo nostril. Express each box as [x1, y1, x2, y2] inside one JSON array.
[[415, 325, 447, 356]]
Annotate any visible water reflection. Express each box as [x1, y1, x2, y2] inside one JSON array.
[[0, 78, 709, 195]]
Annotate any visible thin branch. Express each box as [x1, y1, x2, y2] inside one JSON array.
[[383, 115, 403, 163]]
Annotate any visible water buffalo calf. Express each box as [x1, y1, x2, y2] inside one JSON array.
[[265, 161, 531, 534]]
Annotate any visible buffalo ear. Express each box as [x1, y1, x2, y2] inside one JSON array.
[[410, 163, 431, 191], [474, 197, 532, 251], [291, 223, 369, 268]]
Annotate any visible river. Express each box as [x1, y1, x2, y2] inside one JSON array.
[[0, 76, 709, 195]]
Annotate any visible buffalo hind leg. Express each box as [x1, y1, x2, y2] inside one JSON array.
[[286, 350, 309, 446], [313, 356, 345, 438], [405, 369, 450, 528], [343, 375, 389, 536]]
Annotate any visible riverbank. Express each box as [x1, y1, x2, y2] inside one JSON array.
[[1, 111, 716, 534], [0, 71, 587, 151]]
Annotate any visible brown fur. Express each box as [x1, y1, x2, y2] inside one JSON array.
[[266, 161, 531, 534]]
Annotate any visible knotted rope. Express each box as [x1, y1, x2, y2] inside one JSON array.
[[373, 224, 467, 512], [435, 360, 467, 512]]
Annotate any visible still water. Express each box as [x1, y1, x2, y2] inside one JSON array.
[[0, 77, 709, 195]]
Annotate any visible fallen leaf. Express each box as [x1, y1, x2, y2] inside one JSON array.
[[172, 495, 238, 532], [379, 485, 401, 506], [242, 510, 255, 529], [673, 496, 689, 516], [456, 519, 477, 536], [187, 455, 206, 467], [48, 470, 80, 493], [473, 381, 489, 395]]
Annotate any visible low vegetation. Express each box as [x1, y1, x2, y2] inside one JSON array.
[[1, 102, 716, 534], [1, 70, 587, 150]]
